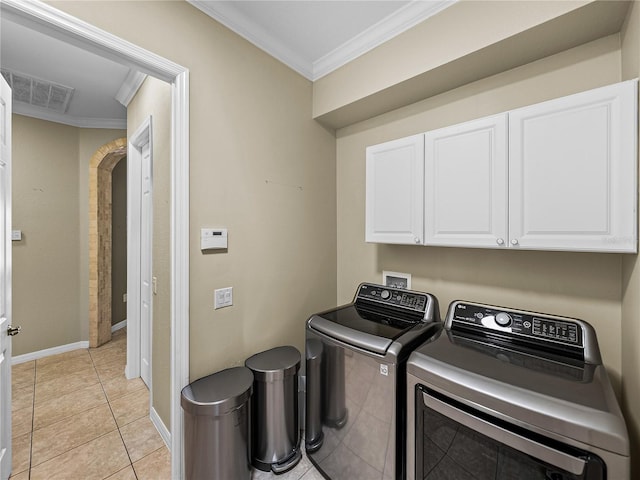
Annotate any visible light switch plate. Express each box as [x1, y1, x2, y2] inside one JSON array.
[[214, 287, 233, 309], [11, 230, 22, 241]]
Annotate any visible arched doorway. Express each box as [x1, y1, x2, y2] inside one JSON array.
[[89, 138, 127, 348]]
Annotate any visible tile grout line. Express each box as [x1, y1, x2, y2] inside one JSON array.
[[14, 333, 164, 479], [27, 352, 113, 476], [26, 349, 127, 476], [88, 344, 140, 480]]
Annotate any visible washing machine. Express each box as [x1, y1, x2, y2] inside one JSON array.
[[406, 300, 630, 480], [305, 283, 440, 480]]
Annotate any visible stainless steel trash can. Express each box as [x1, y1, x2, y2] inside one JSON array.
[[245, 345, 302, 474], [181, 366, 253, 480], [305, 338, 323, 453]]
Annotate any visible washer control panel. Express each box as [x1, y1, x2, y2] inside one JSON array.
[[356, 283, 428, 313], [450, 302, 583, 348]]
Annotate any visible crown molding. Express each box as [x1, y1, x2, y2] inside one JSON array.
[[188, 0, 456, 81], [313, 0, 456, 80], [1, 0, 182, 82], [14, 104, 126, 129], [188, 0, 313, 79], [116, 69, 148, 107]]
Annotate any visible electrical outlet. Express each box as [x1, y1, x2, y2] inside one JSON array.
[[214, 287, 233, 309], [123, 293, 127, 303]]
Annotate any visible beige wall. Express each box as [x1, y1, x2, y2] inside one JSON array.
[[621, 0, 640, 476], [111, 158, 127, 326], [313, 0, 631, 127], [49, 0, 337, 400], [336, 34, 625, 388], [335, 9, 640, 469], [12, 114, 125, 354], [39, 0, 638, 473], [127, 76, 172, 429], [314, 1, 584, 118]]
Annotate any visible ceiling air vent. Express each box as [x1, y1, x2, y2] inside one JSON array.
[[1, 68, 74, 113]]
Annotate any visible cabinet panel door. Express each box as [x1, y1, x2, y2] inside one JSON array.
[[424, 114, 508, 248], [366, 134, 424, 244], [509, 80, 637, 252]]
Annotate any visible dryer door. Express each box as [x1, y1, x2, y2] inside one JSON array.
[[415, 386, 605, 480]]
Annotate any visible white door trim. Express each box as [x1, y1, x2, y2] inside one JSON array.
[[0, 2, 190, 478], [0, 71, 13, 480]]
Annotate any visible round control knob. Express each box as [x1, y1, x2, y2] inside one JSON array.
[[414, 237, 421, 244], [495, 312, 512, 327], [511, 238, 519, 246], [496, 238, 504, 246], [380, 290, 391, 300]]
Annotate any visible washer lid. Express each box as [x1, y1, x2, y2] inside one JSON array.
[[408, 328, 629, 457], [181, 366, 253, 416]]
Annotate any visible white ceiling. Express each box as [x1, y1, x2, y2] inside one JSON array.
[[0, 0, 454, 128], [189, 0, 455, 80], [0, 17, 133, 129]]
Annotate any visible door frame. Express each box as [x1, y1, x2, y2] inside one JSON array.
[[0, 71, 13, 480], [0, 1, 190, 477], [127, 117, 153, 393]]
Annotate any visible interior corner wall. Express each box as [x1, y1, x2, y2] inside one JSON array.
[[336, 35, 625, 392], [48, 0, 337, 423], [127, 75, 172, 430], [621, 0, 640, 476], [12, 114, 125, 355]]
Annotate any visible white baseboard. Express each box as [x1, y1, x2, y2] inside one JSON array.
[[12, 341, 90, 365], [150, 406, 171, 450], [112, 319, 127, 333]]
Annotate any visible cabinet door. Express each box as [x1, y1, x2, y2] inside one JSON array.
[[509, 80, 637, 253], [366, 134, 424, 244], [424, 114, 508, 248]]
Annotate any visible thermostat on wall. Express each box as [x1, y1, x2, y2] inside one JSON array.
[[201, 228, 228, 250]]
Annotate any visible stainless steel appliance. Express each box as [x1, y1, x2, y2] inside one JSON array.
[[407, 301, 630, 480], [245, 346, 301, 474], [305, 283, 440, 480]]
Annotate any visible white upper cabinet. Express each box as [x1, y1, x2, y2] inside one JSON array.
[[365, 134, 424, 244], [509, 80, 637, 253], [424, 114, 508, 248], [365, 80, 638, 252]]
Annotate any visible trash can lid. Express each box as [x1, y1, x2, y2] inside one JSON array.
[[245, 345, 300, 381], [181, 366, 253, 415]]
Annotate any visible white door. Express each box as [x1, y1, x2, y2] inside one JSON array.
[[424, 114, 508, 248], [126, 118, 152, 388], [365, 134, 425, 245], [140, 141, 152, 388], [0, 75, 13, 480], [509, 80, 637, 252]]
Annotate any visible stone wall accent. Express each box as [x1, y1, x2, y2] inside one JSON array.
[[89, 138, 127, 347]]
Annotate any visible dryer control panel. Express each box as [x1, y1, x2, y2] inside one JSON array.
[[449, 301, 584, 348]]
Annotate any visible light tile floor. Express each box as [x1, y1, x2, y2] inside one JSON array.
[[251, 447, 324, 480], [10, 328, 170, 480], [10, 328, 324, 480]]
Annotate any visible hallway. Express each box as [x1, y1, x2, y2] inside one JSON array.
[[10, 328, 170, 479]]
